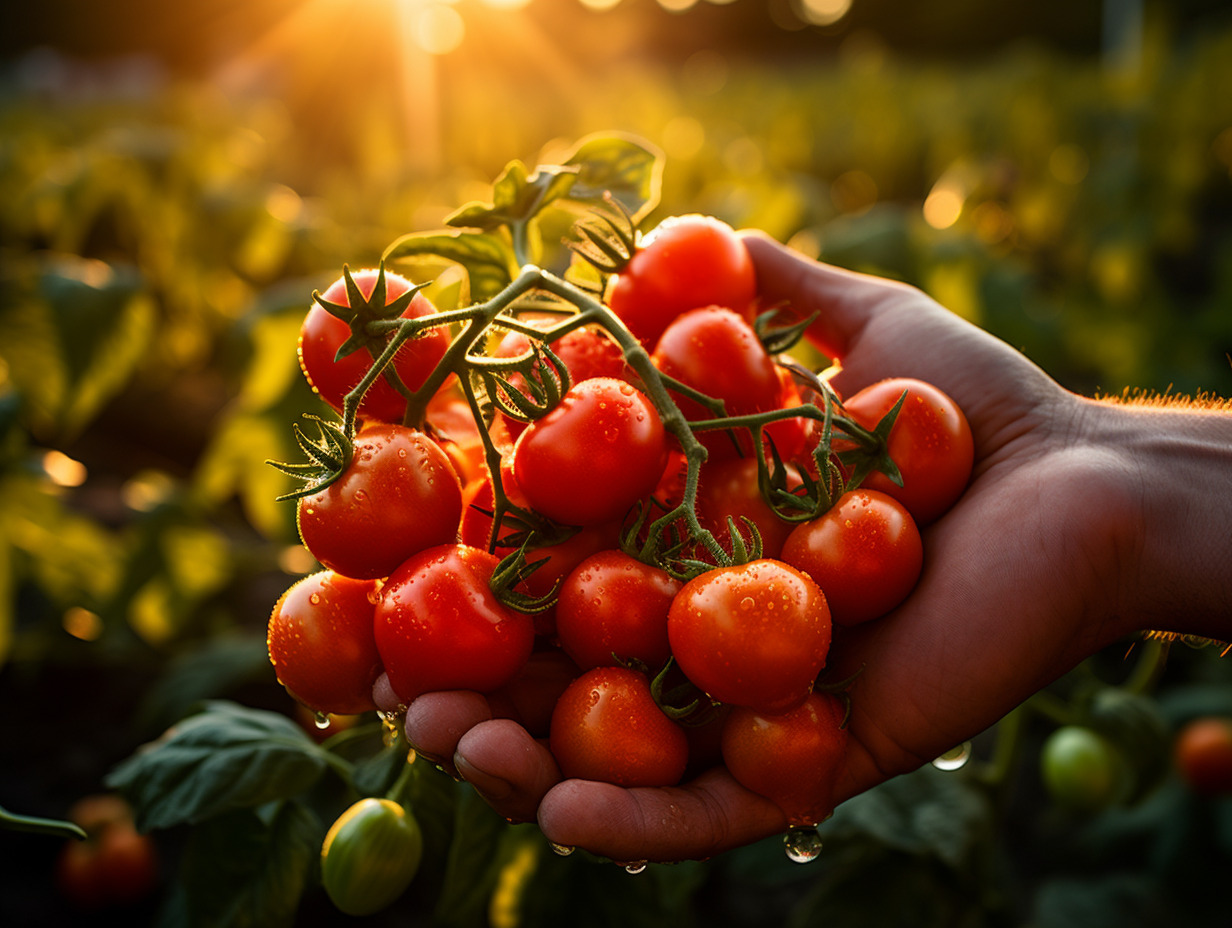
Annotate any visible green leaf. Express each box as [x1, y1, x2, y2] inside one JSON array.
[[161, 801, 324, 928], [560, 132, 663, 222], [383, 230, 517, 302], [447, 160, 579, 233], [106, 700, 342, 831], [433, 788, 516, 928]]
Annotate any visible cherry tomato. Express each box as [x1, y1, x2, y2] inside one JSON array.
[[1174, 716, 1232, 796], [841, 377, 973, 525], [321, 798, 423, 917], [721, 692, 849, 826], [651, 306, 786, 461], [555, 549, 681, 671], [512, 377, 668, 526], [780, 489, 923, 626], [298, 267, 449, 424], [374, 544, 535, 703], [608, 214, 756, 348], [668, 559, 832, 713], [1040, 725, 1131, 812], [487, 649, 582, 738], [549, 666, 689, 787], [267, 571, 382, 715], [694, 456, 805, 561], [56, 794, 159, 910], [297, 424, 463, 581]]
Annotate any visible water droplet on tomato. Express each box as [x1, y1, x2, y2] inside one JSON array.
[[550, 842, 575, 857], [931, 741, 972, 771], [623, 860, 647, 874], [739, 596, 755, 611], [313, 711, 331, 730], [783, 825, 823, 863], [309, 593, 322, 605]]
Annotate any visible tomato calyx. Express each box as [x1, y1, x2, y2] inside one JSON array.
[[647, 657, 723, 726], [753, 306, 819, 357], [268, 414, 354, 501], [472, 339, 572, 426], [566, 193, 638, 275]]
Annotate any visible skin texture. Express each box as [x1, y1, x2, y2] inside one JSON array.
[[381, 231, 1232, 863]]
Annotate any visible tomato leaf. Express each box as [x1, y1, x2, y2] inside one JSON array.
[[383, 230, 518, 302], [433, 792, 523, 928], [559, 133, 663, 222], [106, 700, 344, 832], [446, 160, 579, 233]]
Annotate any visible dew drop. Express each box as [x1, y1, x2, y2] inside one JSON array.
[[550, 842, 575, 857], [783, 825, 823, 863], [931, 740, 972, 771], [739, 596, 755, 611], [623, 860, 647, 874], [309, 593, 322, 605], [312, 711, 331, 730]]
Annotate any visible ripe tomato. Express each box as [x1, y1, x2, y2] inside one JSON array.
[[780, 489, 923, 626], [667, 559, 832, 713], [321, 798, 423, 917], [651, 306, 788, 461], [694, 456, 805, 560], [56, 795, 159, 910], [487, 649, 582, 738], [297, 424, 463, 581], [721, 692, 849, 826], [1174, 716, 1232, 796], [512, 377, 668, 526], [841, 377, 973, 525], [298, 267, 449, 424], [549, 666, 689, 787], [1040, 725, 1131, 812], [555, 549, 681, 671], [607, 214, 756, 348], [374, 544, 535, 703], [267, 571, 382, 715]]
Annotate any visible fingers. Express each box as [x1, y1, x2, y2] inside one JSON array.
[[455, 720, 561, 824], [537, 767, 786, 864]]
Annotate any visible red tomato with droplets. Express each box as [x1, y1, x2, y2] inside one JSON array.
[[842, 377, 973, 524], [298, 268, 449, 424], [374, 545, 534, 703], [608, 214, 756, 348], [512, 377, 668, 526], [487, 650, 582, 738], [694, 457, 805, 560], [780, 489, 922, 626], [267, 571, 383, 715], [721, 692, 849, 826], [549, 666, 689, 787], [555, 550, 681, 671], [297, 424, 463, 581], [667, 559, 831, 713]]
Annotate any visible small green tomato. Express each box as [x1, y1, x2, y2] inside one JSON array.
[[321, 797, 423, 916]]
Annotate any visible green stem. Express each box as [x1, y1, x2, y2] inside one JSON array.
[[0, 804, 87, 841]]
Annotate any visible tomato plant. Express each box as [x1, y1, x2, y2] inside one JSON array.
[[840, 377, 974, 525], [549, 666, 689, 787], [296, 423, 464, 580], [1174, 716, 1232, 796], [321, 798, 423, 917], [555, 549, 681, 671], [780, 488, 923, 626], [298, 266, 449, 424], [267, 570, 383, 715], [694, 456, 805, 560], [668, 559, 832, 713], [607, 213, 756, 349], [512, 376, 668, 526], [374, 544, 535, 703], [721, 692, 849, 826]]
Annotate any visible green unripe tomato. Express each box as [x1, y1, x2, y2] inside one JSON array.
[[1040, 725, 1131, 813], [321, 798, 423, 916]]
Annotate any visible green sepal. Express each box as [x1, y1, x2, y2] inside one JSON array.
[[476, 341, 571, 424], [489, 541, 561, 615], [835, 387, 908, 490], [754, 307, 819, 356], [267, 415, 354, 502], [649, 659, 722, 726]]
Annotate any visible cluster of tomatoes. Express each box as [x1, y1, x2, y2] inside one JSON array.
[[266, 214, 974, 834]]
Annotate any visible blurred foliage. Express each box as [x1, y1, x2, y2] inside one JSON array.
[[0, 12, 1230, 927]]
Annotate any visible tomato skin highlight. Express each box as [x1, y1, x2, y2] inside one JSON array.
[[298, 268, 449, 424], [549, 666, 689, 787], [721, 692, 849, 826], [297, 424, 463, 581], [374, 544, 535, 703], [321, 798, 423, 917], [842, 377, 974, 525], [267, 570, 382, 715], [608, 214, 756, 348], [1174, 716, 1232, 796], [555, 549, 681, 671], [667, 559, 832, 713], [512, 377, 668, 526], [780, 489, 923, 626]]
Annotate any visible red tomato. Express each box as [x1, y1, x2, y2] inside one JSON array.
[[721, 692, 849, 826], [487, 649, 582, 738], [651, 307, 786, 461], [667, 559, 832, 713], [512, 377, 668, 526], [298, 268, 449, 424], [374, 544, 534, 703], [841, 377, 973, 524], [780, 489, 923, 626], [607, 214, 756, 348], [57, 796, 159, 909], [1174, 716, 1232, 796], [297, 424, 463, 581], [549, 666, 689, 787], [267, 571, 382, 715], [555, 550, 682, 671], [694, 457, 805, 560]]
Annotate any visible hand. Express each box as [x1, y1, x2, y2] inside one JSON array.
[[387, 231, 1232, 863]]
